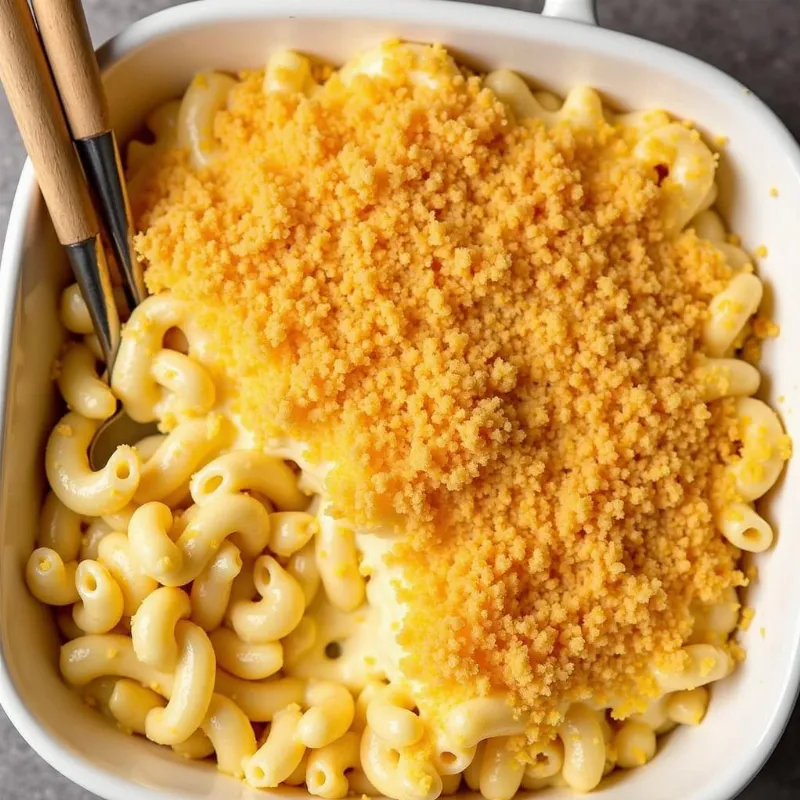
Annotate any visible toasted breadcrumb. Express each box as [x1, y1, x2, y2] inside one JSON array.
[[739, 606, 755, 631], [135, 55, 748, 737]]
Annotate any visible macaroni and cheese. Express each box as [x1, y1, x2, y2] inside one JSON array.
[[27, 40, 789, 799]]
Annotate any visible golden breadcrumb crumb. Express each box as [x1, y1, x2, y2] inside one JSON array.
[[135, 53, 751, 736]]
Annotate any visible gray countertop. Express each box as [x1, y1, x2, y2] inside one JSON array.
[[1, 1, 798, 798]]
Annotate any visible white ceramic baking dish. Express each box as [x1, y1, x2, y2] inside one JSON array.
[[2, 1, 799, 799]]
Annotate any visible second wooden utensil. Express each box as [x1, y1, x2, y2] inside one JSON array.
[[31, 0, 147, 313], [0, 0, 120, 363]]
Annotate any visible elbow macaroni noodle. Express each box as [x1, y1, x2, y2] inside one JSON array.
[[26, 40, 790, 800]]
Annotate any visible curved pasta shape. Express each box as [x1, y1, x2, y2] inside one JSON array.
[[444, 697, 526, 748], [73, 560, 124, 634], [80, 518, 114, 561], [727, 397, 788, 501], [524, 739, 564, 781], [102, 504, 137, 533], [191, 541, 243, 631], [57, 343, 116, 420], [360, 725, 442, 800], [110, 677, 250, 766], [172, 729, 216, 760], [108, 679, 164, 734], [223, 558, 257, 627], [133, 434, 165, 462], [128, 494, 270, 586], [431, 731, 476, 776], [366, 684, 423, 749], [46, 412, 140, 516], [694, 357, 761, 402], [718, 502, 774, 552], [353, 680, 387, 733], [144, 621, 216, 745], [316, 514, 365, 612], [464, 741, 485, 791], [210, 627, 283, 680], [131, 586, 192, 670], [83, 333, 104, 362], [26, 548, 78, 606], [666, 686, 709, 726], [547, 85, 606, 129], [60, 634, 173, 691], [80, 676, 118, 718], [484, 71, 603, 129], [150, 349, 216, 421], [634, 123, 716, 233], [213, 671, 305, 722], [690, 208, 726, 242], [479, 736, 525, 800], [652, 643, 733, 692], [112, 292, 215, 423], [245, 704, 306, 787], [190, 450, 308, 511], [38, 491, 82, 561], [531, 90, 561, 112], [135, 434, 192, 510], [264, 51, 318, 96], [614, 721, 657, 769], [558, 703, 606, 793], [703, 272, 763, 358], [298, 680, 356, 749], [57, 606, 86, 641], [348, 770, 381, 797], [305, 731, 361, 799], [59, 283, 93, 335], [483, 70, 551, 121], [177, 72, 238, 170], [339, 42, 457, 90], [62, 634, 250, 770], [134, 416, 228, 505], [689, 210, 753, 270], [97, 532, 158, 616], [613, 108, 671, 134], [689, 586, 740, 646], [287, 540, 321, 607], [270, 512, 319, 557], [286, 753, 311, 786], [229, 555, 305, 643], [202, 693, 258, 777]]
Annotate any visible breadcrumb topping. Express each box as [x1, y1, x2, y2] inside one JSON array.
[[134, 56, 746, 734]]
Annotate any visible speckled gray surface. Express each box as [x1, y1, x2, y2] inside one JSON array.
[[1, 1, 799, 798]]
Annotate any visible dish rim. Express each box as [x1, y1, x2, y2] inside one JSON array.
[[1, 2, 799, 799]]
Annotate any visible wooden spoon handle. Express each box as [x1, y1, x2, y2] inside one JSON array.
[[29, 0, 110, 139], [0, 0, 97, 244]]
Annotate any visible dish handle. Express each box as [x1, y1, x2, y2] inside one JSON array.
[[542, 0, 597, 25]]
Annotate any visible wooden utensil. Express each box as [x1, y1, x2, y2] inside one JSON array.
[[0, 0, 157, 467], [31, 0, 147, 312], [0, 0, 120, 361]]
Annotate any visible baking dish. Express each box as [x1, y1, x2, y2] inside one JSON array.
[[1, 1, 799, 799]]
